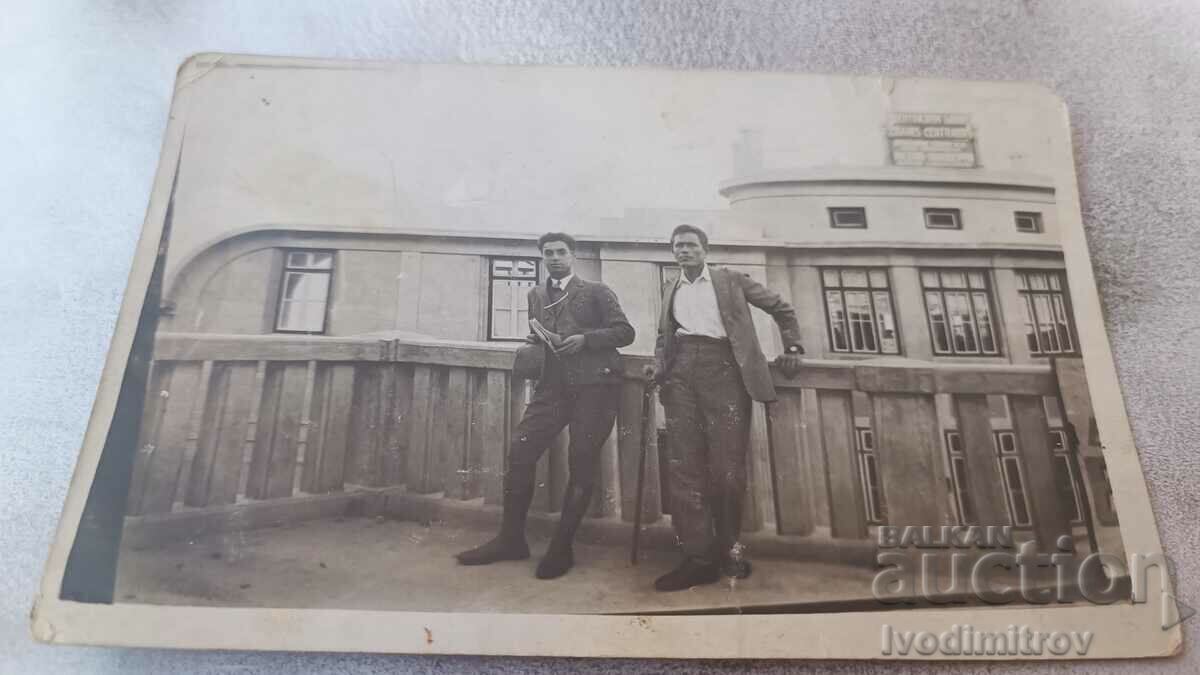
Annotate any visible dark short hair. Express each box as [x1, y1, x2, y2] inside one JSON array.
[[537, 232, 577, 252], [670, 224, 709, 250]]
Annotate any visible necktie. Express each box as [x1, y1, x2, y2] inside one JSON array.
[[548, 278, 564, 302]]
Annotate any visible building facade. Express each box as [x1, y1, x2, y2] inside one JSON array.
[[154, 162, 1119, 552]]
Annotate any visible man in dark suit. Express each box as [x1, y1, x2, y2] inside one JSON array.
[[646, 224, 805, 591], [456, 232, 635, 579]]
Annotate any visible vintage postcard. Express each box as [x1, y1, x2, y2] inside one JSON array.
[[33, 55, 1183, 660]]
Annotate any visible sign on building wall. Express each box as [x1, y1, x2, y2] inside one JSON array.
[[886, 112, 977, 168]]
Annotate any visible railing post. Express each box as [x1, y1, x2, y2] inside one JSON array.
[[480, 369, 509, 506], [235, 360, 268, 503], [291, 360, 318, 496], [766, 390, 814, 535], [866, 391, 945, 527], [405, 365, 438, 493], [1010, 394, 1071, 551], [440, 367, 471, 499], [954, 394, 1011, 526]]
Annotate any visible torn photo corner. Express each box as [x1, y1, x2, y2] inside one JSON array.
[[33, 54, 1183, 660]]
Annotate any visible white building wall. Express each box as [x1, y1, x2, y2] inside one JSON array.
[[164, 62, 1070, 295]]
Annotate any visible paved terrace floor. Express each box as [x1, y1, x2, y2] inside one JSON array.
[[115, 516, 883, 614]]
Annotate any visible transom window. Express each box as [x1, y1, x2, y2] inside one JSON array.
[[275, 250, 334, 334], [828, 207, 867, 229], [1017, 270, 1077, 355], [821, 268, 900, 355], [924, 208, 962, 229], [920, 269, 1000, 356], [1014, 211, 1043, 233], [488, 257, 539, 341]]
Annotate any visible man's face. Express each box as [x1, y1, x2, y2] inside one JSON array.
[[541, 240, 575, 278], [672, 232, 707, 268]]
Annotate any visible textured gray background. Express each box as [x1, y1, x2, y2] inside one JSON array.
[[3, 0, 1198, 672]]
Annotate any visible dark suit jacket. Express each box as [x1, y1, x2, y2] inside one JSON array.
[[528, 276, 635, 386], [654, 266, 802, 402]]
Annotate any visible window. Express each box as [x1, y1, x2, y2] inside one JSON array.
[[856, 428, 887, 525], [275, 250, 334, 334], [993, 431, 1032, 527], [945, 431, 975, 525], [829, 207, 867, 229], [1017, 270, 1077, 356], [921, 269, 1000, 356], [488, 257, 539, 341], [821, 268, 900, 354], [1014, 211, 1043, 233], [1049, 429, 1084, 524], [924, 208, 962, 230]]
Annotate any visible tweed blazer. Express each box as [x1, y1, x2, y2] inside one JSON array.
[[527, 275, 635, 386], [654, 266, 803, 402]]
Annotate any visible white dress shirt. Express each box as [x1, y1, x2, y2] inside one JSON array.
[[672, 265, 727, 339], [544, 274, 573, 312], [548, 274, 573, 291]]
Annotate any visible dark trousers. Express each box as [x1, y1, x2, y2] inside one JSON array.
[[505, 369, 620, 502], [662, 336, 752, 560]]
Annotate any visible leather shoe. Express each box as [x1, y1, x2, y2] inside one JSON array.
[[455, 535, 530, 565], [654, 557, 721, 592], [535, 545, 575, 579], [713, 543, 752, 580], [722, 557, 752, 580]]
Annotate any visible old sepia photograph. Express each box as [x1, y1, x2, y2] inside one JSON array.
[[34, 56, 1180, 659]]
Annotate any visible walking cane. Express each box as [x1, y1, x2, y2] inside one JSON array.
[[630, 378, 657, 565]]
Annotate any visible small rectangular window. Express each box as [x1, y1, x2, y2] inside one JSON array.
[[946, 430, 963, 454], [924, 208, 962, 229], [1015, 211, 1043, 233], [996, 431, 1017, 454], [275, 250, 334, 334], [488, 256, 540, 341], [829, 207, 867, 229]]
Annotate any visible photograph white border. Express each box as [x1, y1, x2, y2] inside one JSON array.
[[31, 54, 1183, 660]]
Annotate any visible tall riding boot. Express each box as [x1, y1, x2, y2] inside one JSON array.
[[536, 482, 593, 579], [455, 476, 534, 565], [713, 493, 751, 579]]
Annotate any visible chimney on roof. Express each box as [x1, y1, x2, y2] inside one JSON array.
[[732, 128, 764, 177]]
